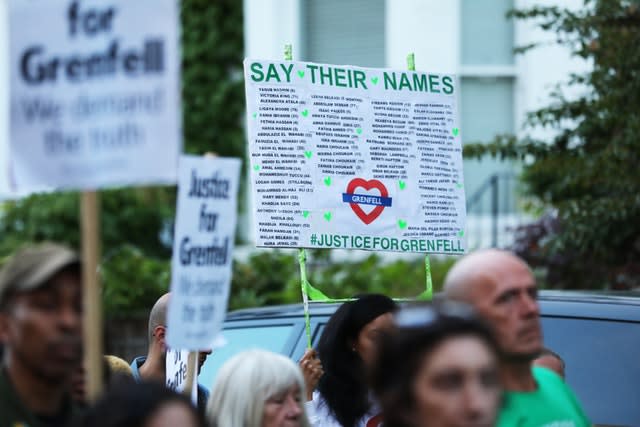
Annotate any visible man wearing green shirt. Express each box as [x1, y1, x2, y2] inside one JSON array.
[[0, 243, 83, 427], [444, 249, 590, 427]]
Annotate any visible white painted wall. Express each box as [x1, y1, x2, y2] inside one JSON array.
[[385, 0, 459, 73], [244, 0, 301, 59], [0, 0, 9, 197], [513, 0, 590, 138]]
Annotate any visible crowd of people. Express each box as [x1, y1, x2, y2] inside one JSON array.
[[0, 242, 591, 427]]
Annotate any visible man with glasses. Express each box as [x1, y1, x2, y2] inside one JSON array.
[[443, 249, 590, 427]]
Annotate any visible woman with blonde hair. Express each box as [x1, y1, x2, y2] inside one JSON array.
[[207, 349, 310, 427]]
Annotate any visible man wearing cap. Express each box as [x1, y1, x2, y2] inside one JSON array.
[[0, 242, 83, 427]]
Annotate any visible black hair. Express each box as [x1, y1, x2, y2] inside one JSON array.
[[74, 380, 204, 427], [316, 294, 397, 427], [369, 302, 500, 427]]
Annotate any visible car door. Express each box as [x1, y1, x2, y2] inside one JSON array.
[[541, 314, 640, 427]]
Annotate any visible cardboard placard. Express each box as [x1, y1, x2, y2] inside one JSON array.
[[8, 0, 180, 193], [167, 155, 241, 350]]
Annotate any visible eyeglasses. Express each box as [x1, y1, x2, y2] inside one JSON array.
[[394, 301, 477, 329]]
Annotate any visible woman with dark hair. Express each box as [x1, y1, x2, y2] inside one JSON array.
[[75, 380, 204, 427], [305, 294, 397, 427], [369, 302, 502, 427]]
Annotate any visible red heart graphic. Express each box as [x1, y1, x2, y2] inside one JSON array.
[[346, 178, 388, 225]]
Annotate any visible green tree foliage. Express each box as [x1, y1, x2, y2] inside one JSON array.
[[464, 0, 640, 288], [182, 0, 245, 158]]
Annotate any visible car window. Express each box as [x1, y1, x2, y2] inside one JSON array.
[[198, 324, 298, 391], [541, 316, 640, 427], [291, 321, 329, 361]]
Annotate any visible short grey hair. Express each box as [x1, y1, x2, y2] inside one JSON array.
[[206, 349, 310, 427]]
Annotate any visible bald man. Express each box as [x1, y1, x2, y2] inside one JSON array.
[[131, 293, 170, 383], [443, 249, 590, 427], [130, 293, 211, 414]]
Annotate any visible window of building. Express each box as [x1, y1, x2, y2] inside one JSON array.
[[460, 0, 517, 219], [303, 0, 385, 67]]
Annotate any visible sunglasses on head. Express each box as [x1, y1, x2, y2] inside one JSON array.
[[394, 301, 477, 329]]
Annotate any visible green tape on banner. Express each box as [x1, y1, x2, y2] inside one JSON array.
[[417, 255, 434, 301], [297, 249, 313, 348], [298, 249, 432, 303], [285, 45, 312, 348], [407, 53, 416, 71]]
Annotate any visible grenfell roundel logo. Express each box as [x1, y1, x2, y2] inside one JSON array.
[[342, 178, 392, 225]]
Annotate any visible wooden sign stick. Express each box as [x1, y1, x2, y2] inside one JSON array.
[[81, 190, 104, 401]]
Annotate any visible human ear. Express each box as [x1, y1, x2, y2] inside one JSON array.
[[154, 325, 167, 350]]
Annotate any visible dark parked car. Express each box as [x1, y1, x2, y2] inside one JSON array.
[[199, 291, 640, 427]]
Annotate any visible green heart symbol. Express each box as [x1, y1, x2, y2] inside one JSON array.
[[302, 210, 310, 218], [297, 70, 305, 78], [253, 165, 260, 171], [324, 211, 332, 222], [252, 112, 257, 119], [456, 182, 463, 189], [301, 109, 309, 117], [304, 151, 313, 159], [398, 180, 406, 190], [398, 219, 407, 229], [458, 230, 465, 237], [371, 76, 379, 85], [452, 127, 460, 136], [323, 176, 331, 186], [355, 127, 363, 135]]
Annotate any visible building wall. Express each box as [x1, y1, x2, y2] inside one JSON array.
[[386, 0, 460, 72], [0, 1, 9, 197], [242, 0, 587, 247]]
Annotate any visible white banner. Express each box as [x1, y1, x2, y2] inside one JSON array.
[[244, 59, 466, 254], [8, 0, 180, 193], [165, 348, 197, 405], [167, 155, 241, 350]]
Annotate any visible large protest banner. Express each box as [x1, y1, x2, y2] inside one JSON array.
[[244, 59, 466, 254], [167, 155, 241, 350], [8, 0, 180, 193]]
